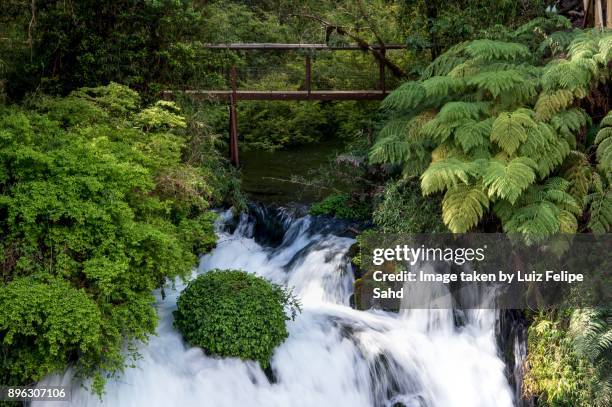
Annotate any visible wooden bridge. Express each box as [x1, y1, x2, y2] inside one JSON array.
[[163, 43, 407, 166]]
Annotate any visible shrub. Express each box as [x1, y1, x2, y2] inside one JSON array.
[[0, 83, 225, 392], [173, 270, 300, 367], [523, 312, 596, 406], [309, 194, 371, 221], [373, 180, 446, 233]]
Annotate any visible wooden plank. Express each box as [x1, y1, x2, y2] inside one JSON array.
[[163, 90, 387, 101], [202, 43, 406, 50]]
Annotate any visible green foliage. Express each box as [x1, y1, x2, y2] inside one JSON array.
[[584, 112, 612, 233], [524, 313, 594, 406], [1, 0, 209, 98], [0, 277, 103, 385], [173, 270, 300, 368], [595, 111, 612, 174], [238, 100, 329, 150], [569, 309, 612, 407], [372, 19, 612, 237], [403, 0, 547, 67], [372, 180, 445, 233], [0, 84, 226, 390], [309, 194, 371, 221], [525, 310, 611, 407]]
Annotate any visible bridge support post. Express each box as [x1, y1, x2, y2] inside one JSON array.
[[379, 48, 386, 94], [229, 66, 239, 167], [305, 55, 312, 98]]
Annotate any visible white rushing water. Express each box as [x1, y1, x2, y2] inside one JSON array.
[[37, 208, 515, 407]]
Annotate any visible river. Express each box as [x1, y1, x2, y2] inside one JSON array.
[[36, 204, 519, 407]]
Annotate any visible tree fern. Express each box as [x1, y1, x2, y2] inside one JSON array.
[[372, 20, 612, 235]]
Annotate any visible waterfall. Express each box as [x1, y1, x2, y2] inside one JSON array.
[[36, 206, 517, 407]]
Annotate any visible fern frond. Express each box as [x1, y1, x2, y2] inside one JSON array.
[[543, 177, 582, 215], [467, 70, 525, 98], [382, 82, 426, 111], [422, 42, 468, 78], [377, 117, 413, 140], [464, 40, 530, 62], [519, 122, 569, 179], [595, 33, 612, 65], [601, 111, 612, 127], [585, 188, 612, 233], [491, 109, 537, 155], [447, 59, 480, 78], [369, 137, 427, 166], [542, 59, 592, 92], [430, 142, 465, 163], [503, 200, 561, 243], [420, 102, 488, 144], [454, 118, 493, 153], [481, 157, 537, 204], [513, 15, 572, 41], [421, 158, 479, 195], [420, 118, 453, 143], [561, 150, 592, 203], [537, 30, 577, 56], [568, 33, 599, 60], [550, 108, 590, 141], [595, 111, 612, 173], [534, 89, 575, 121], [442, 183, 489, 232], [570, 308, 612, 365], [436, 101, 489, 123], [421, 76, 465, 101]]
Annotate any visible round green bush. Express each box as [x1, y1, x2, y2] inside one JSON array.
[[173, 269, 300, 367]]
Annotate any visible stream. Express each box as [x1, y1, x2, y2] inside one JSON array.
[[36, 204, 521, 407]]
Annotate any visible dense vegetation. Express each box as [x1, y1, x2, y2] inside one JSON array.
[[0, 83, 228, 392], [174, 270, 300, 367], [369, 14, 612, 407], [524, 310, 612, 406], [371, 16, 611, 238], [0, 1, 610, 406]]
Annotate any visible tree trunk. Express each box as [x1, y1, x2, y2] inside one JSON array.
[[607, 0, 612, 28], [424, 1, 440, 59], [583, 0, 592, 26], [595, 0, 604, 29]]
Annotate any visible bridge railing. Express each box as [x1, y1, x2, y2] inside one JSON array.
[[162, 43, 408, 166]]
